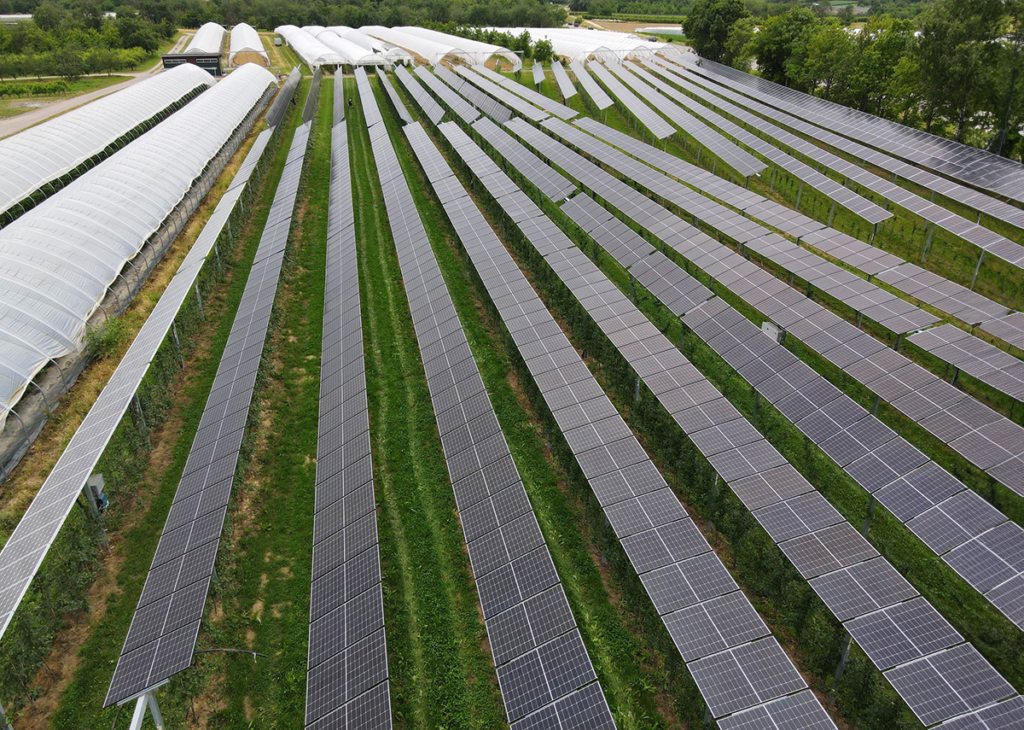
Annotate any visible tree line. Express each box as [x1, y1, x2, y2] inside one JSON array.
[[684, 0, 1024, 160], [0, 1, 173, 79]]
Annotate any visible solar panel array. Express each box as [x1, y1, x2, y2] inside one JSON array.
[[434, 119, 836, 727], [687, 55, 1024, 225], [414, 65, 480, 123], [665, 57, 1024, 269], [472, 117, 577, 202], [304, 118, 392, 730], [568, 61, 612, 111], [572, 116, 892, 272], [105, 117, 313, 707], [364, 81, 615, 726], [532, 62, 545, 86], [551, 184, 1024, 627], [909, 325, 1024, 402], [511, 117, 1024, 495], [471, 64, 577, 121], [0, 76, 279, 650], [550, 62, 578, 100], [979, 311, 1024, 351], [393, 65, 445, 125], [585, 61, 674, 140], [679, 297, 1024, 629], [377, 68, 413, 124], [631, 60, 891, 226], [873, 264, 1010, 327], [453, 66, 550, 123], [542, 117, 936, 334], [334, 70, 345, 123], [442, 116, 1022, 727], [601, 62, 765, 179], [434, 66, 513, 125]]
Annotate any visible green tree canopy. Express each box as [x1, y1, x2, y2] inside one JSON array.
[[683, 0, 749, 63]]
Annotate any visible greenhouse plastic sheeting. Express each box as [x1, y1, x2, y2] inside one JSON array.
[[361, 25, 520, 70], [0, 63, 275, 424], [276, 25, 346, 68], [185, 22, 226, 54], [0, 65, 214, 219], [488, 26, 669, 63], [229, 23, 270, 66]]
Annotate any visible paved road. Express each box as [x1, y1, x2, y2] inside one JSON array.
[[0, 33, 192, 140]]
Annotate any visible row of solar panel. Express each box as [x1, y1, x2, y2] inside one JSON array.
[[510, 116, 1024, 497], [363, 79, 615, 727], [106, 115, 314, 707], [909, 324, 1024, 402], [550, 62, 578, 101], [453, 113, 1019, 727], [431, 119, 835, 728], [376, 69, 413, 124], [683, 55, 1024, 240], [532, 62, 545, 86], [305, 110, 392, 730], [670, 57, 1024, 268]]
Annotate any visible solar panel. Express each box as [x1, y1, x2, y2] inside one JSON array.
[[550, 62, 578, 100], [587, 62, 674, 140], [106, 116, 314, 708], [415, 66, 480, 124], [454, 66, 550, 122], [689, 638, 806, 717], [376, 69, 413, 124], [532, 62, 545, 86], [394, 65, 445, 125], [568, 61, 613, 110], [717, 690, 838, 730]]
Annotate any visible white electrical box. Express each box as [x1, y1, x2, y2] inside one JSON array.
[[762, 321, 785, 344]]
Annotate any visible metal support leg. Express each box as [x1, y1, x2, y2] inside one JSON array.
[[861, 495, 876, 537], [970, 250, 985, 291], [828, 201, 836, 227], [871, 395, 880, 417], [194, 281, 205, 320], [795, 181, 803, 211], [870, 223, 878, 245], [951, 367, 960, 386], [830, 632, 853, 703], [752, 389, 760, 427], [922, 223, 935, 262], [171, 323, 185, 369], [132, 393, 148, 432], [634, 375, 641, 404], [893, 333, 903, 352], [128, 691, 166, 730], [770, 167, 777, 191], [629, 274, 635, 303]]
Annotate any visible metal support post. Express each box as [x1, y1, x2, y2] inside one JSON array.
[[629, 274, 635, 303], [921, 222, 935, 262], [856, 311, 864, 328], [828, 201, 836, 227], [893, 333, 903, 352], [128, 691, 166, 730], [711, 158, 717, 175], [861, 495, 876, 537], [752, 389, 760, 427], [171, 322, 185, 369], [770, 167, 777, 191], [830, 632, 854, 703], [970, 250, 985, 291], [870, 223, 878, 245], [951, 367, 960, 386], [194, 281, 205, 320], [634, 375, 641, 404], [131, 393, 148, 432], [795, 181, 803, 211], [871, 395, 880, 417]]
